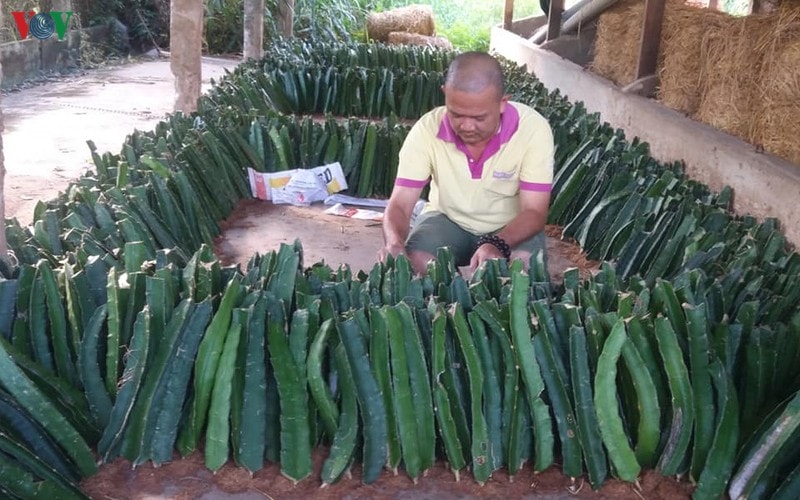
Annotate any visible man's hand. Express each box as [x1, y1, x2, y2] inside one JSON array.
[[378, 243, 406, 262], [380, 184, 423, 265], [469, 243, 504, 272], [470, 190, 550, 272]]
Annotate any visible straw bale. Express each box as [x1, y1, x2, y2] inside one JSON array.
[[657, 5, 730, 114], [752, 8, 800, 166], [367, 4, 435, 42], [588, 0, 800, 165], [591, 1, 646, 86], [694, 13, 776, 142], [387, 31, 453, 50], [592, 0, 690, 86]]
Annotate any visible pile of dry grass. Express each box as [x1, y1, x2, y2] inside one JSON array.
[[664, 4, 800, 164], [366, 4, 435, 42], [751, 8, 800, 165], [387, 31, 453, 49], [591, 1, 800, 167], [693, 14, 776, 141], [593, 0, 702, 87], [657, 5, 729, 114], [591, 0, 646, 86]]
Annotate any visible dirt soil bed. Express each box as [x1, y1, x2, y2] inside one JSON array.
[[212, 199, 599, 283], [82, 448, 694, 499]]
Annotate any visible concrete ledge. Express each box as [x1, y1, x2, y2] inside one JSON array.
[[1, 25, 109, 89], [0, 39, 41, 87], [491, 25, 800, 247]]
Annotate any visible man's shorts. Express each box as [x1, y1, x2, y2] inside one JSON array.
[[405, 211, 546, 267]]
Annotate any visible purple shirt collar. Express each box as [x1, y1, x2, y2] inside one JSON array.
[[437, 103, 520, 179]]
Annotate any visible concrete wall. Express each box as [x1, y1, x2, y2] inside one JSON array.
[[1, 25, 108, 89], [491, 23, 800, 248]]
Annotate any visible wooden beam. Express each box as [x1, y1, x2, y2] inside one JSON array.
[[708, 0, 719, 10], [504, 0, 514, 30], [546, 0, 564, 41], [636, 0, 666, 79]]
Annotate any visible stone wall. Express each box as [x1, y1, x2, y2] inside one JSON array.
[[0, 24, 108, 89]]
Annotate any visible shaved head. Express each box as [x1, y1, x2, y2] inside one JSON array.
[[444, 52, 505, 99]]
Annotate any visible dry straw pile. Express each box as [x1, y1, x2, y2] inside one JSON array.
[[658, 6, 729, 114], [387, 31, 454, 49], [693, 14, 776, 140], [751, 8, 800, 165], [366, 4, 436, 42], [592, 1, 800, 166], [592, 0, 647, 85]]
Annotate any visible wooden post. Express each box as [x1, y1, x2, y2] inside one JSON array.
[[243, 0, 265, 60], [635, 0, 666, 79], [38, 0, 72, 12], [52, 0, 72, 11], [278, 0, 295, 38], [546, 0, 564, 41], [170, 0, 204, 113], [504, 0, 514, 31], [0, 60, 7, 260]]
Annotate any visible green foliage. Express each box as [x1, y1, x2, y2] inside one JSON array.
[[439, 21, 491, 52], [72, 0, 169, 51], [175, 0, 552, 55], [203, 0, 372, 55], [433, 0, 543, 51], [124, 0, 170, 51], [66, 0, 548, 55], [291, 0, 370, 43], [362, 0, 544, 51], [205, 0, 245, 54]]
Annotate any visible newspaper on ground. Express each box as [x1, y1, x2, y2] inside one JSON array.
[[247, 162, 348, 204], [323, 199, 427, 226], [323, 203, 384, 221], [323, 194, 389, 208]]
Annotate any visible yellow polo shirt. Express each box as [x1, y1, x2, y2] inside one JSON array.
[[395, 102, 554, 235]]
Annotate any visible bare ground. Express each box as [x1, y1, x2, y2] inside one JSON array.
[[211, 199, 599, 283], [81, 448, 694, 500]]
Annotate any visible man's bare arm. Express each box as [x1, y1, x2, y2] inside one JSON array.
[[496, 190, 550, 246], [469, 190, 550, 268], [379, 184, 424, 260]]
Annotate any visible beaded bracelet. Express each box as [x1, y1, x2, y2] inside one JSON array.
[[477, 234, 511, 260]]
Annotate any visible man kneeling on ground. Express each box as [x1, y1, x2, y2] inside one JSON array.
[[378, 51, 555, 275]]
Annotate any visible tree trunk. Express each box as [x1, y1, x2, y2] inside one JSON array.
[[170, 0, 204, 113], [52, 0, 73, 11], [39, 0, 73, 13], [277, 0, 295, 38], [0, 61, 7, 261], [243, 0, 265, 60]]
